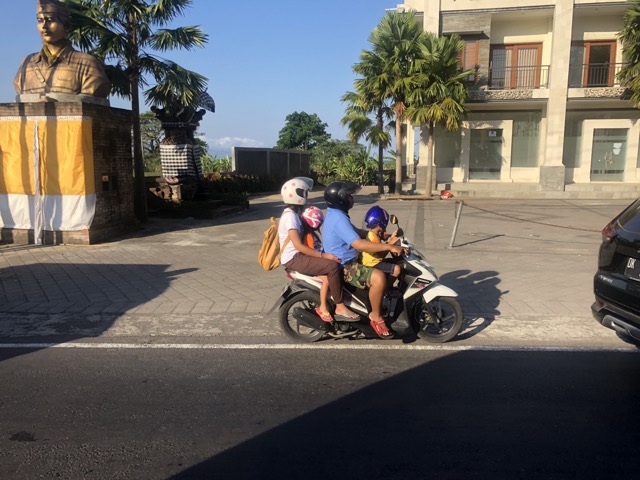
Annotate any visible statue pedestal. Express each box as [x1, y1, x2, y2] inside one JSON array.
[[0, 102, 135, 245]]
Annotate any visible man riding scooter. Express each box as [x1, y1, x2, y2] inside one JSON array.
[[322, 181, 403, 339]]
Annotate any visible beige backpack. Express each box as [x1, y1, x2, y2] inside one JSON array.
[[258, 217, 290, 271]]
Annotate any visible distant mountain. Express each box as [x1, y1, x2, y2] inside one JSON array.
[[206, 147, 232, 159]]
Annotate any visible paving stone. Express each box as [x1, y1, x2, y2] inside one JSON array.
[[0, 194, 632, 343]]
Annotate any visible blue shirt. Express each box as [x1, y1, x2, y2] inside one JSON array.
[[323, 207, 360, 265]]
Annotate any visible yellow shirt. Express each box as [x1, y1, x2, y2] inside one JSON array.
[[361, 230, 388, 267]]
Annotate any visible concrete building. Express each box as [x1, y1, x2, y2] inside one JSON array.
[[397, 0, 640, 198]]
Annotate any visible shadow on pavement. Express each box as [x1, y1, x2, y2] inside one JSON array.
[[168, 350, 640, 480], [0, 263, 195, 362], [439, 269, 503, 341], [453, 233, 505, 247]]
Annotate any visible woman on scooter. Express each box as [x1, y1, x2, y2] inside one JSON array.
[[277, 178, 358, 322]]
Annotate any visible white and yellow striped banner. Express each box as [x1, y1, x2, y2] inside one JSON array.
[[0, 116, 96, 237]]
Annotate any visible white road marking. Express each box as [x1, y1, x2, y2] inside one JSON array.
[[0, 342, 635, 353]]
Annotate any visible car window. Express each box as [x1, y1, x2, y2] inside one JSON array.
[[616, 199, 640, 234]]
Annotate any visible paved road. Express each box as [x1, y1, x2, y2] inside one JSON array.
[[0, 190, 636, 349], [2, 346, 639, 480]]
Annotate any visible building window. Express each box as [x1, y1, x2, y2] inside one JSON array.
[[434, 126, 461, 168], [511, 113, 540, 167], [458, 38, 479, 82], [469, 129, 503, 180], [569, 41, 616, 87], [490, 44, 542, 89], [591, 128, 627, 182]]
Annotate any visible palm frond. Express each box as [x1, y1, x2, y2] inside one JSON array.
[[148, 27, 208, 51]]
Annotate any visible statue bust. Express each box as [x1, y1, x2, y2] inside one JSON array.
[[14, 0, 111, 103]]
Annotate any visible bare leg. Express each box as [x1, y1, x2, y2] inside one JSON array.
[[368, 268, 387, 322], [319, 276, 330, 313], [368, 269, 392, 337], [387, 265, 401, 289]]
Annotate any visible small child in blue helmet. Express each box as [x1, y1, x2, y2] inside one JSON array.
[[361, 206, 402, 287]]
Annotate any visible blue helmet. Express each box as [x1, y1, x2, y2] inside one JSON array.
[[364, 206, 389, 230]]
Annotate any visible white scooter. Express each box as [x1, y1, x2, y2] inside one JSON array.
[[270, 215, 464, 343]]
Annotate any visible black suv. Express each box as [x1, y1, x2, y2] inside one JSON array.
[[592, 198, 640, 346]]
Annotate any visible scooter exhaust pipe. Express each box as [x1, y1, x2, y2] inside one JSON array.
[[291, 307, 330, 331]]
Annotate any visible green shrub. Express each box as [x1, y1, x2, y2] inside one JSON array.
[[201, 155, 233, 175], [201, 172, 280, 194], [311, 141, 378, 186]]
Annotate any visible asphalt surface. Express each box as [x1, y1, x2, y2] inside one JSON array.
[[2, 347, 640, 480], [0, 188, 637, 349]]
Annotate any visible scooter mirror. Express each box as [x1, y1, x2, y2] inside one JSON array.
[[390, 215, 398, 225]]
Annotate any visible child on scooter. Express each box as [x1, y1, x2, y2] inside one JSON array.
[[302, 206, 332, 322], [361, 206, 402, 288]]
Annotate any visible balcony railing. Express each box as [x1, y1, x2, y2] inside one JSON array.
[[568, 63, 624, 88], [488, 65, 549, 90]]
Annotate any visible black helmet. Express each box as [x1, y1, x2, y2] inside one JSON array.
[[324, 181, 361, 211]]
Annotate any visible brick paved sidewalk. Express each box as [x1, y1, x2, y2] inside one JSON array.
[[0, 190, 634, 345]]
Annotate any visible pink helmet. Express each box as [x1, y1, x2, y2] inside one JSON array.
[[302, 206, 324, 230]]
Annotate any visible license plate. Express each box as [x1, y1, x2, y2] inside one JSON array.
[[624, 257, 640, 282]]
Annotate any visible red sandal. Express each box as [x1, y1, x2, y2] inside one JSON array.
[[370, 318, 394, 339], [315, 307, 334, 323]]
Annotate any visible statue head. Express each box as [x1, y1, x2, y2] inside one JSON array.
[[36, 0, 71, 45], [14, 0, 111, 100]]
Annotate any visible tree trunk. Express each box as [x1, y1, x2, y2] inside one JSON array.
[[424, 122, 435, 197], [395, 117, 403, 195], [128, 13, 147, 222], [376, 109, 384, 194]]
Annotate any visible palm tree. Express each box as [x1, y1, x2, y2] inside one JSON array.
[[341, 48, 393, 194], [406, 33, 472, 195], [618, 1, 640, 107], [367, 11, 425, 194], [65, 0, 208, 222]]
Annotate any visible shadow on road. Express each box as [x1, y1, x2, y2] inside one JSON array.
[[168, 349, 640, 480]]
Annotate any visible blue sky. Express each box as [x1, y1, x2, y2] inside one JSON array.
[[0, 0, 396, 157]]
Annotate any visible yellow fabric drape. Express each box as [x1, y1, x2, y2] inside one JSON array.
[[0, 119, 94, 196]]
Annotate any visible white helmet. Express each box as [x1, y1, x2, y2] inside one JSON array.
[[281, 178, 310, 205], [295, 177, 314, 189]]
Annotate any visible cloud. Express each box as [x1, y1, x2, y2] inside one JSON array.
[[207, 137, 266, 149]]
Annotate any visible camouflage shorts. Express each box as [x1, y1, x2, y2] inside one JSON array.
[[343, 261, 375, 289]]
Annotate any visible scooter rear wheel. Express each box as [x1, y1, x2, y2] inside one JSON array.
[[414, 297, 463, 343], [279, 291, 326, 343]]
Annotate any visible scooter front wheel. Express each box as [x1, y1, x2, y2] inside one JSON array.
[[279, 291, 326, 343], [414, 297, 463, 343]]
